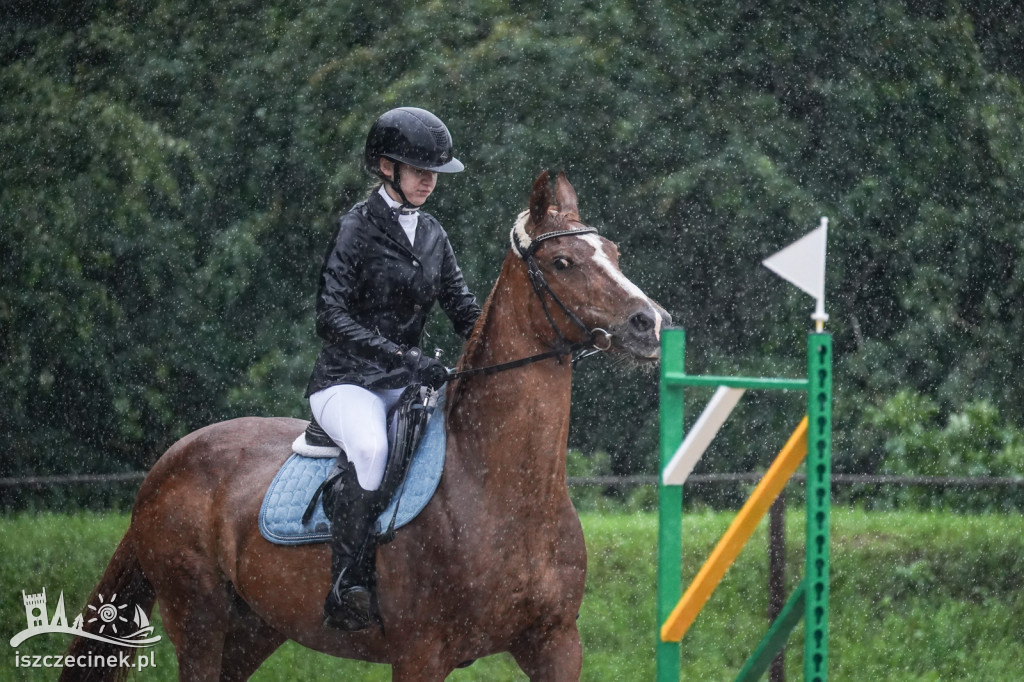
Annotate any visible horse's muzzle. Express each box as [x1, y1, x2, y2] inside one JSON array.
[[613, 302, 671, 360]]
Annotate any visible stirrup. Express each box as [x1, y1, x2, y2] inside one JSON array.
[[323, 584, 373, 631]]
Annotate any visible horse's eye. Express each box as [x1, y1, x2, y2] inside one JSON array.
[[553, 257, 573, 271]]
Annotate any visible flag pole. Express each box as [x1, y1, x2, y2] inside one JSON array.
[[812, 217, 828, 332]]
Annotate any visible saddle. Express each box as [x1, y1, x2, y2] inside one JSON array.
[[257, 385, 442, 548], [301, 384, 433, 541], [300, 418, 336, 449]]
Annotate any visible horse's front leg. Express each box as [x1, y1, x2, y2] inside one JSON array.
[[510, 620, 583, 682]]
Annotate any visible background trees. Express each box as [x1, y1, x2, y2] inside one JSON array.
[[3, 1, 1023, 499]]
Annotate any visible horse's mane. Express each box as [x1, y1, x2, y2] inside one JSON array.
[[445, 206, 575, 418], [459, 276, 500, 370], [445, 257, 508, 418]]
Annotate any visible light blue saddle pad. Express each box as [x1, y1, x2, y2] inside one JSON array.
[[258, 402, 446, 546]]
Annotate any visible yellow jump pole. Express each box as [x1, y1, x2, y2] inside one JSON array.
[[660, 416, 809, 643]]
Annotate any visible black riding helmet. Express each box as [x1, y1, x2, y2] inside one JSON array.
[[363, 107, 465, 176]]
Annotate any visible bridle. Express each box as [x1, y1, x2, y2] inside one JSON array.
[[447, 220, 613, 381]]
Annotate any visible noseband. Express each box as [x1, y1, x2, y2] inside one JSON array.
[[447, 223, 611, 381]]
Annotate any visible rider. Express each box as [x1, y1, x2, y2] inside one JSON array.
[[305, 107, 481, 630]]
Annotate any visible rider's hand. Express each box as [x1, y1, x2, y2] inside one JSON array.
[[399, 347, 424, 373], [417, 356, 448, 390], [399, 347, 448, 389]]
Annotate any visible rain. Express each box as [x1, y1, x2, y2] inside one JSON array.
[[2, 2, 1023, 680]]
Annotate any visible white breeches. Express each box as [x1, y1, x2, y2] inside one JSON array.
[[309, 384, 406, 491]]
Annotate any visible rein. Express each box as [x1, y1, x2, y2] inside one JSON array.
[[447, 224, 611, 381]]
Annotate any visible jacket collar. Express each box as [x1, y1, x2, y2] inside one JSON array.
[[366, 190, 420, 257], [366, 188, 397, 221], [376, 185, 419, 216]]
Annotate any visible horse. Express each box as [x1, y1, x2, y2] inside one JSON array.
[[60, 171, 669, 681]]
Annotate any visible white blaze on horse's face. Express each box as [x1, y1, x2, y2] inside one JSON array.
[[578, 233, 663, 341]]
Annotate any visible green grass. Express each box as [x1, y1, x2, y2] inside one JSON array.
[[1, 510, 1021, 680]]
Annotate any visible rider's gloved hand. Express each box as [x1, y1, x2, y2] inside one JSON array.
[[399, 347, 449, 389], [418, 356, 448, 389]]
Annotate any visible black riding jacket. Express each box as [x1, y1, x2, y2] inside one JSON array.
[[306, 190, 481, 395]]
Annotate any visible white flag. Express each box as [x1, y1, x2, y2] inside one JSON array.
[[762, 217, 829, 323]]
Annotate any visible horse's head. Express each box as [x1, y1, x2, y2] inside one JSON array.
[[509, 171, 670, 362]]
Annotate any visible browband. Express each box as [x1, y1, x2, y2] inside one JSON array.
[[510, 225, 599, 260]]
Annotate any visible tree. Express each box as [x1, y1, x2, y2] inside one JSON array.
[[3, 1, 1024, 501]]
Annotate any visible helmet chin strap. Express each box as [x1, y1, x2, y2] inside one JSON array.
[[386, 162, 419, 213]]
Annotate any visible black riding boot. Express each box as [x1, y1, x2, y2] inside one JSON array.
[[322, 460, 379, 631]]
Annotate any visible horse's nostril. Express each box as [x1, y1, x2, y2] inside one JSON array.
[[630, 312, 654, 333]]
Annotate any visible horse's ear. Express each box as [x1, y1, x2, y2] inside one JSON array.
[[554, 171, 578, 218], [529, 171, 551, 230]]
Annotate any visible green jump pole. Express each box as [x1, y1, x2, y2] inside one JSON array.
[[662, 374, 809, 392], [804, 332, 833, 682], [657, 328, 685, 682], [735, 580, 807, 681]]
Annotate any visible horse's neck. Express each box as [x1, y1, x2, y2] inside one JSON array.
[[446, 259, 574, 502]]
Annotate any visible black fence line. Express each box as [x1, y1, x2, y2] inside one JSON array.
[[565, 473, 1024, 487], [0, 472, 148, 487], [2, 472, 1023, 488]]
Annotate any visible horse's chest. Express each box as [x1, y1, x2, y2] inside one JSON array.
[[461, 529, 586, 610]]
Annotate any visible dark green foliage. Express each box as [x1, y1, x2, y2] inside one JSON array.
[[858, 390, 1024, 510], [3, 2, 1023, 507]]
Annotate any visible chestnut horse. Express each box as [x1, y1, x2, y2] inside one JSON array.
[[61, 172, 667, 681]]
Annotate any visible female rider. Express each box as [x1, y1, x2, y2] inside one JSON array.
[[305, 107, 481, 630]]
